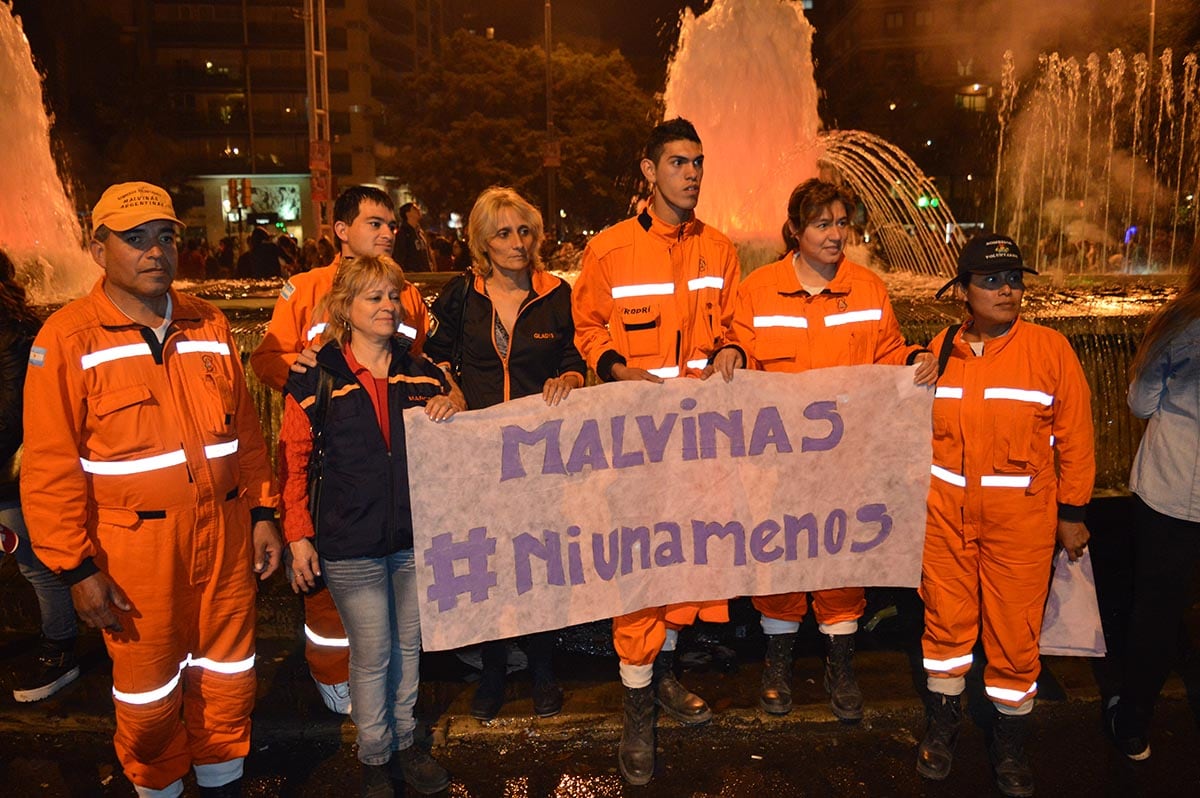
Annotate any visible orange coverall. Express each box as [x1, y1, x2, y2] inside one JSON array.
[[729, 255, 924, 630], [21, 283, 276, 791], [922, 318, 1094, 709], [250, 255, 428, 686], [572, 207, 741, 667]]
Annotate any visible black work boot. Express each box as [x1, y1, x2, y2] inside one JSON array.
[[528, 631, 564, 718], [916, 692, 962, 780], [989, 711, 1035, 797], [470, 640, 507, 720], [360, 763, 393, 798], [823, 633, 864, 722], [392, 744, 451, 795], [652, 649, 713, 725], [760, 633, 796, 715], [618, 685, 656, 785]]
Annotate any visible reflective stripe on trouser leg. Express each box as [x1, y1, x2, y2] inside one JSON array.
[[978, 481, 1056, 711], [194, 759, 244, 789], [304, 587, 350, 685], [921, 485, 983, 687]]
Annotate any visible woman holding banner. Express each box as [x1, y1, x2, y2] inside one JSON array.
[[278, 255, 461, 797], [917, 234, 1094, 798], [725, 178, 937, 723], [1106, 246, 1200, 762], [425, 186, 586, 721]]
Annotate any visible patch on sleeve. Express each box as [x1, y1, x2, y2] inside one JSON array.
[[28, 345, 47, 368], [281, 281, 296, 300]]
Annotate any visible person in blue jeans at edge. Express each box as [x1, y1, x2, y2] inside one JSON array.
[[0, 249, 80, 702], [277, 254, 464, 797]]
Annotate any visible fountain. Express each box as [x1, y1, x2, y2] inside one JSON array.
[[663, 0, 958, 276], [997, 46, 1199, 272], [0, 4, 98, 302]]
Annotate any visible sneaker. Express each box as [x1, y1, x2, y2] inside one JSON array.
[[391, 744, 450, 795], [314, 677, 352, 715], [1106, 696, 1150, 761], [12, 638, 80, 703]]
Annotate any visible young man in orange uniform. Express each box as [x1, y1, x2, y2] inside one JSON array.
[[250, 185, 429, 714], [22, 182, 281, 798], [724, 179, 936, 724], [572, 118, 742, 786]]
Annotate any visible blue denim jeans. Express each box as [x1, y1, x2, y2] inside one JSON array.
[[322, 549, 420, 765], [0, 502, 77, 643]]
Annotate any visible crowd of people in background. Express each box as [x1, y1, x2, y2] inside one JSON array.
[[1, 115, 1197, 798]]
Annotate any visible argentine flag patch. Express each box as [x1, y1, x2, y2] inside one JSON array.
[[281, 281, 296, 301], [29, 345, 47, 368]]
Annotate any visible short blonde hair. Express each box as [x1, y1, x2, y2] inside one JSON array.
[[318, 255, 407, 345], [467, 186, 545, 278]]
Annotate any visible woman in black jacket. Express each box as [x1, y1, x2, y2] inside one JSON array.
[[1, 250, 80, 703], [425, 187, 586, 721]]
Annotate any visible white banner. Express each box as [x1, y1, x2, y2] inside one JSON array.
[[403, 366, 932, 651]]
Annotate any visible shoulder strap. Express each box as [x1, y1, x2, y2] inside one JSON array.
[[937, 324, 962, 377], [307, 366, 335, 536]]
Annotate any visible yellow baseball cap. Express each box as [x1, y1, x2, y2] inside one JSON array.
[[92, 182, 183, 233]]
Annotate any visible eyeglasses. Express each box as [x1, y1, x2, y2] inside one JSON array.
[[970, 271, 1025, 290]]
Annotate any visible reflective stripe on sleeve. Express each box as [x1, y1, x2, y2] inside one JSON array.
[[305, 625, 350, 648], [648, 366, 680, 378], [80, 343, 154, 370], [753, 315, 808, 329], [686, 358, 710, 370], [824, 309, 883, 327], [204, 440, 239, 460], [397, 323, 418, 339], [923, 653, 974, 672], [81, 449, 187, 475], [984, 387, 1053, 406], [306, 323, 327, 342], [687, 276, 725, 291], [930, 464, 966, 487], [175, 340, 231, 356], [985, 682, 1037, 703], [934, 386, 963, 399], [980, 474, 1033, 488], [612, 283, 675, 299]]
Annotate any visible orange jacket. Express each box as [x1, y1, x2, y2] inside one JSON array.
[[928, 318, 1095, 532], [572, 208, 740, 380], [729, 255, 921, 372], [21, 281, 277, 582], [250, 255, 429, 391]]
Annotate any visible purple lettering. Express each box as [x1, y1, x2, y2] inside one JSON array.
[[750, 519, 783, 562], [699, 410, 745, 458], [592, 529, 620, 581], [512, 530, 564, 595], [653, 522, 685, 566], [691, 520, 747, 565], [635, 413, 677, 462], [621, 525, 651, 574], [824, 508, 848, 554], [801, 401, 843, 452], [784, 512, 819, 559], [610, 416, 645, 468], [851, 504, 893, 553], [749, 406, 793, 455], [565, 419, 610, 474], [500, 420, 565, 481]]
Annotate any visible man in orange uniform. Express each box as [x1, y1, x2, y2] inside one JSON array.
[[917, 235, 1093, 796], [250, 185, 429, 714], [572, 118, 742, 786], [724, 180, 936, 723], [21, 182, 281, 798]]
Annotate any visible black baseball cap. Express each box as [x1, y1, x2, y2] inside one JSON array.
[[936, 234, 1038, 298]]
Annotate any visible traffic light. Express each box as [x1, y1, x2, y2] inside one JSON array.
[[241, 178, 253, 211]]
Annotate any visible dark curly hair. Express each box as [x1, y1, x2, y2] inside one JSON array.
[[0, 250, 42, 335]]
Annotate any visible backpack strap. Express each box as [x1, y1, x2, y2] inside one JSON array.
[[937, 324, 962, 377]]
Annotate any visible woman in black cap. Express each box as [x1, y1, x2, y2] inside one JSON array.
[[917, 234, 1095, 797]]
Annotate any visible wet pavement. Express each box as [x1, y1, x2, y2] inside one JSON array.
[[2, 496, 1199, 796]]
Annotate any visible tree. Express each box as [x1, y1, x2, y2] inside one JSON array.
[[378, 30, 655, 233]]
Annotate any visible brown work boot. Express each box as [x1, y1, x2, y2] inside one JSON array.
[[760, 633, 796, 715], [618, 685, 656, 785], [823, 633, 864, 722], [916, 692, 962, 780], [652, 649, 713, 725]]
